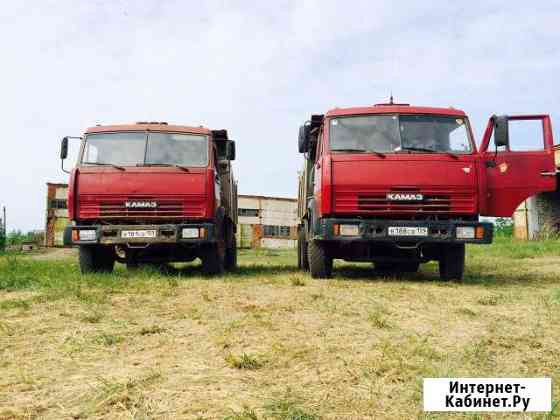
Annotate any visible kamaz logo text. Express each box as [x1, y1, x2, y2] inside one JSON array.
[[124, 201, 158, 209], [386, 193, 424, 201]]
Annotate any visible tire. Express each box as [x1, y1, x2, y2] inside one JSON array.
[[202, 243, 225, 275], [374, 262, 394, 273], [79, 245, 115, 274], [439, 244, 465, 281], [297, 228, 309, 271], [400, 262, 420, 273], [308, 240, 332, 279], [225, 237, 237, 271]]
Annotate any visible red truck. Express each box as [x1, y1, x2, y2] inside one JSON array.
[[59, 122, 237, 275], [297, 104, 557, 280]]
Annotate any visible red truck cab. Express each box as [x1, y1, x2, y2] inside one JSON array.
[[60, 122, 238, 275], [297, 104, 557, 280]]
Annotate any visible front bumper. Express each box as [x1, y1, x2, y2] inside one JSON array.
[[312, 218, 493, 244], [64, 223, 217, 246]]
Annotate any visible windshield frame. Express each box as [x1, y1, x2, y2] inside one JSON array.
[[79, 130, 211, 168], [327, 113, 475, 155]]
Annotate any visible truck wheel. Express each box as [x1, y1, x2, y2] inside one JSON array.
[[308, 240, 332, 279], [439, 244, 465, 281], [400, 262, 420, 273], [297, 229, 309, 271], [202, 244, 225, 275], [79, 245, 115, 274], [225, 237, 237, 271]]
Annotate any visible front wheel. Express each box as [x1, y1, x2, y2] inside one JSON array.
[[201, 243, 225, 275], [297, 228, 309, 271], [79, 245, 115, 274], [439, 244, 465, 281], [308, 240, 332, 279], [224, 237, 237, 271]]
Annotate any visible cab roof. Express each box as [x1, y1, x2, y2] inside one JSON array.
[[85, 122, 212, 135], [325, 104, 467, 118]]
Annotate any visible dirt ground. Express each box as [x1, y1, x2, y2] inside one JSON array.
[[1, 242, 559, 419]]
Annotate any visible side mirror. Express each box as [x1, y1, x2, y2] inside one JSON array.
[[493, 115, 509, 148], [226, 140, 236, 161], [298, 125, 309, 153], [60, 137, 69, 159]]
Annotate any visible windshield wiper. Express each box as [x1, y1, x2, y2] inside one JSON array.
[[332, 148, 386, 158], [399, 146, 458, 159], [82, 161, 125, 170], [136, 163, 190, 172]]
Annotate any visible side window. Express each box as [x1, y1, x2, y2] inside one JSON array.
[[507, 119, 545, 151]]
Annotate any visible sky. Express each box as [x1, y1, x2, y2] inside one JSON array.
[[0, 0, 559, 231]]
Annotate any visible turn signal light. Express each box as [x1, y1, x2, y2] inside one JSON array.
[[475, 226, 485, 239], [72, 230, 79, 242]]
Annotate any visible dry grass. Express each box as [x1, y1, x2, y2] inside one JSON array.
[[0, 238, 559, 419]]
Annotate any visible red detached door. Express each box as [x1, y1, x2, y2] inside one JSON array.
[[479, 115, 557, 217]]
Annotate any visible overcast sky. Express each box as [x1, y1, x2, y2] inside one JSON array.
[[1, 1, 559, 231]]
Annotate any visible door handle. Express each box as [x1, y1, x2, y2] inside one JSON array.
[[540, 171, 559, 177]]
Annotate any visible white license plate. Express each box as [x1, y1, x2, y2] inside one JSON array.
[[388, 226, 428, 237], [121, 230, 157, 239]]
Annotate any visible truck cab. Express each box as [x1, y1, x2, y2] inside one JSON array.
[[60, 122, 238, 275], [297, 104, 557, 280]]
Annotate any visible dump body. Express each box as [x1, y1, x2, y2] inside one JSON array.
[[62, 123, 238, 274], [297, 104, 557, 279]]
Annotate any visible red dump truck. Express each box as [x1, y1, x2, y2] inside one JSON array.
[[297, 104, 557, 279], [60, 122, 237, 275]]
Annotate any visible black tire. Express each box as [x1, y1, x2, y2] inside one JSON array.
[[400, 262, 420, 273], [202, 244, 225, 275], [297, 228, 309, 271], [439, 244, 465, 281], [374, 262, 394, 273], [308, 240, 332, 279], [225, 237, 237, 271], [79, 245, 115, 274]]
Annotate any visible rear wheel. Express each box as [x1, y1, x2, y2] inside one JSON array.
[[308, 240, 332, 279], [202, 243, 225, 275], [225, 237, 237, 271], [79, 245, 115, 274], [439, 244, 465, 281], [297, 228, 309, 271]]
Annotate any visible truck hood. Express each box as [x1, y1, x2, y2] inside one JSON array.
[[75, 167, 210, 220], [330, 156, 478, 216]]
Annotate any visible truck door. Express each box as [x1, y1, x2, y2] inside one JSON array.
[[479, 115, 557, 217]]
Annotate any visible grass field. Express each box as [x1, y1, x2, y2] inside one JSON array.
[[1, 237, 559, 419]]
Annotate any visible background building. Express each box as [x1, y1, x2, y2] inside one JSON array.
[[237, 195, 297, 249], [44, 185, 298, 249], [45, 183, 69, 247], [513, 147, 560, 239]]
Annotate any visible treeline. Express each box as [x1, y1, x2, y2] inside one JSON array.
[[2, 230, 44, 246]]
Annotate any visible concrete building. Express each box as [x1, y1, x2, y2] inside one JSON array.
[[237, 195, 298, 249], [44, 185, 298, 249], [45, 183, 69, 247], [513, 147, 560, 239]]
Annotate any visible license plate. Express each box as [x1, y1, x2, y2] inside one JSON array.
[[121, 230, 157, 239], [388, 226, 428, 237]]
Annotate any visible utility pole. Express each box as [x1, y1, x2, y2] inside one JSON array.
[[0, 206, 5, 251]]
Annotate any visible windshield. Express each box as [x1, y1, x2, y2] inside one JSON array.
[[329, 114, 472, 154], [81, 132, 209, 167]]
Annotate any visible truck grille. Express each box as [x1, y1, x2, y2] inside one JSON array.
[[79, 195, 206, 220], [334, 188, 476, 215]]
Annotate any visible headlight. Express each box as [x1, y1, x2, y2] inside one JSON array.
[[456, 226, 475, 239], [78, 229, 97, 241], [182, 228, 200, 239], [334, 224, 359, 236]]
